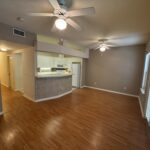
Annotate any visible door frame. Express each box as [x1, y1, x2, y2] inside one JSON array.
[[7, 52, 23, 92], [7, 55, 11, 88]]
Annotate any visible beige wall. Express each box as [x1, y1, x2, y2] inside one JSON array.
[[0, 48, 35, 101], [9, 48, 36, 99], [81, 59, 86, 86], [85, 45, 145, 95], [0, 52, 8, 113], [0, 84, 2, 113], [13, 54, 23, 91], [0, 48, 35, 100], [0, 52, 9, 87], [23, 47, 35, 99]]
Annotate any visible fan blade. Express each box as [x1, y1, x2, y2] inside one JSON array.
[[29, 13, 54, 17], [107, 44, 114, 47], [95, 46, 100, 50], [66, 18, 81, 31], [89, 43, 100, 50], [89, 45, 100, 50], [48, 0, 61, 10], [66, 7, 95, 17], [106, 44, 114, 47]]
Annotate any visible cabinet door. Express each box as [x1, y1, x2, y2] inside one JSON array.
[[37, 55, 50, 68]]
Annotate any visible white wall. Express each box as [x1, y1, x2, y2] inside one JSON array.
[[0, 52, 9, 87], [22, 47, 35, 99]]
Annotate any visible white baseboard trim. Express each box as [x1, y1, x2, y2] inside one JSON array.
[[80, 85, 86, 88], [138, 97, 145, 118], [23, 94, 35, 102], [36, 90, 72, 102], [84, 86, 138, 98], [0, 112, 4, 116]]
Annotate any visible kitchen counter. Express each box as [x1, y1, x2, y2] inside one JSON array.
[[35, 73, 72, 101], [36, 72, 72, 78]]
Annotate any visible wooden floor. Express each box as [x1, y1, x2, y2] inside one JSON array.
[[0, 86, 150, 150]]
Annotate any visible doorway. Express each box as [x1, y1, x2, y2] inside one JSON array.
[[72, 62, 81, 88], [7, 53, 23, 92], [7, 56, 14, 89]]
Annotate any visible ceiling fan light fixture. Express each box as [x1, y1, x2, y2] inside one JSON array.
[[55, 18, 67, 30], [100, 46, 106, 52]]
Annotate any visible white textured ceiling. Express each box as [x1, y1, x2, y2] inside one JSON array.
[[0, 0, 150, 48]]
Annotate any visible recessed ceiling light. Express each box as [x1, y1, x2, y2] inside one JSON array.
[[0, 48, 7, 51], [55, 18, 67, 30]]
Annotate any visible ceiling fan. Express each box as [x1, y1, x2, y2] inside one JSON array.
[[29, 0, 95, 31], [90, 40, 115, 52]]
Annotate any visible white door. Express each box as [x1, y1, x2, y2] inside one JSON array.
[[8, 54, 23, 92], [72, 63, 81, 88], [8, 56, 15, 89]]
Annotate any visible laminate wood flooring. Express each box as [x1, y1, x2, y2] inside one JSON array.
[[0, 86, 150, 150]]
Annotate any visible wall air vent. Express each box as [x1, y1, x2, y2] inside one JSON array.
[[13, 28, 25, 37]]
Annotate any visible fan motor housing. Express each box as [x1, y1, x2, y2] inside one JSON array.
[[57, 0, 73, 9], [57, 0, 65, 6]]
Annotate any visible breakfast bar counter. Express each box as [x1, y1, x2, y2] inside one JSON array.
[[35, 73, 72, 101], [36, 73, 72, 78]]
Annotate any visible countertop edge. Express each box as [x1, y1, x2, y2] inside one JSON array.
[[35, 74, 72, 78]]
